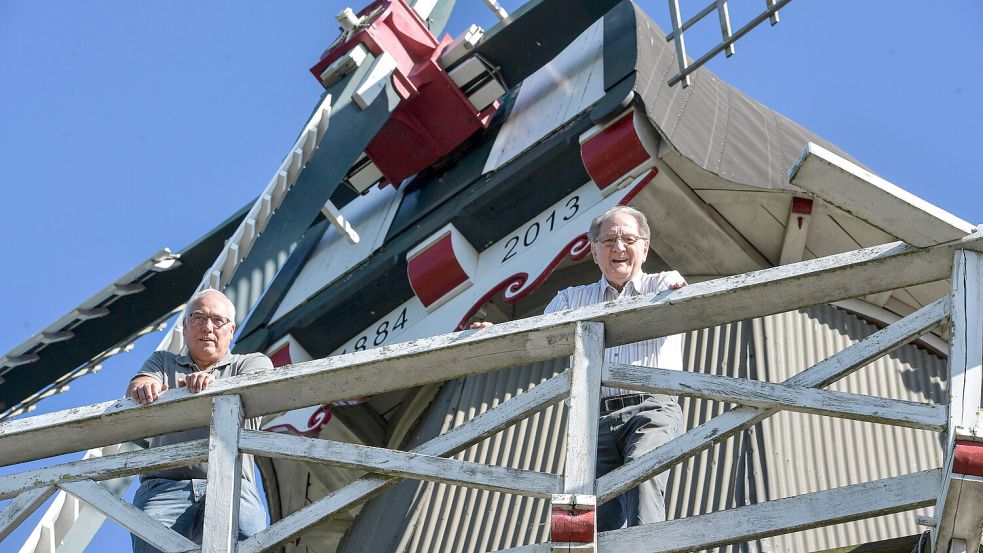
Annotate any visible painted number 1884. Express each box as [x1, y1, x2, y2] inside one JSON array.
[[341, 307, 408, 354]]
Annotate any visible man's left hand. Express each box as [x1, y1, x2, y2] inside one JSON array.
[[667, 273, 688, 290], [178, 371, 215, 393]]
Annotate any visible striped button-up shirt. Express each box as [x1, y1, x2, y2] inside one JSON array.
[[544, 271, 684, 398]]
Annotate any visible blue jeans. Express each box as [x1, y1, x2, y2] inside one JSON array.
[[596, 394, 682, 531], [131, 477, 267, 552]]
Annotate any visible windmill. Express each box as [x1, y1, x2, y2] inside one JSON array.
[[2, 1, 981, 552]]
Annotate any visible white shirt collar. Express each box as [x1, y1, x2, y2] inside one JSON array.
[[599, 272, 645, 299]]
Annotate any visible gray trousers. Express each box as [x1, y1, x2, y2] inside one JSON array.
[[596, 394, 682, 531]]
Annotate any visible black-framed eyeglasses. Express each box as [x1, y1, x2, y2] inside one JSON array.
[[188, 311, 232, 329], [596, 234, 644, 248]]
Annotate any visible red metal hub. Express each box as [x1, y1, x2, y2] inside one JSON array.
[[311, 0, 499, 187]]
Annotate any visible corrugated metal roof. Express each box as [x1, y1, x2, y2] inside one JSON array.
[[335, 304, 944, 552]]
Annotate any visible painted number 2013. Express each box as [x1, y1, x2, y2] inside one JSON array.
[[502, 195, 580, 263]]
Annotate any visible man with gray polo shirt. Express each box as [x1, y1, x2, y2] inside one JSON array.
[[125, 288, 272, 552]]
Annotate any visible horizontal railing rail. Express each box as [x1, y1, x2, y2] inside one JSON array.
[[2, 235, 978, 467], [0, 233, 980, 552], [596, 297, 950, 503], [500, 470, 942, 553]]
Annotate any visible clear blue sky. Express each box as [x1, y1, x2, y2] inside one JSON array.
[[1, 1, 980, 550]]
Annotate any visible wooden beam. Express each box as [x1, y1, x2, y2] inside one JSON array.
[[0, 485, 55, 541], [0, 440, 208, 500], [927, 473, 983, 553], [948, 250, 983, 435], [550, 322, 603, 551], [0, 319, 577, 467], [563, 321, 603, 495], [4, 234, 978, 469], [934, 440, 960, 553], [604, 364, 946, 431], [59, 479, 198, 553], [789, 142, 977, 247], [202, 395, 244, 553], [947, 475, 983, 552], [597, 297, 947, 502], [499, 471, 943, 553], [239, 430, 561, 498], [497, 545, 550, 553], [935, 250, 983, 553], [238, 370, 570, 553], [597, 469, 941, 553], [585, 238, 967, 348]]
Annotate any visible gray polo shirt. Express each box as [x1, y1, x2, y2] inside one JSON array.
[[133, 350, 273, 482]]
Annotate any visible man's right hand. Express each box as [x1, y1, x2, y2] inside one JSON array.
[[127, 376, 168, 405]]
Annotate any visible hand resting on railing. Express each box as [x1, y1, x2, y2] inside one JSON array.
[[468, 274, 686, 330], [126, 371, 216, 405]]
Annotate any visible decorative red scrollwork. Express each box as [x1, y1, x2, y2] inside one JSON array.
[[501, 233, 592, 303], [264, 404, 333, 438], [454, 169, 656, 330], [455, 233, 591, 330], [305, 405, 333, 433]]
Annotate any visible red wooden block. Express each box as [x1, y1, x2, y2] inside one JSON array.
[[269, 343, 292, 368], [580, 112, 650, 190], [791, 196, 814, 215], [407, 233, 470, 309], [953, 439, 983, 477], [550, 506, 594, 543]]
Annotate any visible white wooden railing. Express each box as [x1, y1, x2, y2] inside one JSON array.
[[0, 233, 981, 553]]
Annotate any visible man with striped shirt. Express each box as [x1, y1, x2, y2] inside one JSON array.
[[475, 206, 687, 529], [548, 205, 687, 530]]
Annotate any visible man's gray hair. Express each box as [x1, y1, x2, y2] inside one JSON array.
[[588, 205, 651, 242], [188, 288, 236, 320]]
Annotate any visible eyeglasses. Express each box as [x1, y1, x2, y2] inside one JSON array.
[[596, 234, 644, 248], [188, 311, 232, 329]]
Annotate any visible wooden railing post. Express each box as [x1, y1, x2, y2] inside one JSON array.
[[203, 394, 245, 553], [934, 250, 983, 553], [552, 321, 603, 552]]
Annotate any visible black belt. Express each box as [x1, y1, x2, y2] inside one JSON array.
[[601, 393, 650, 412]]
